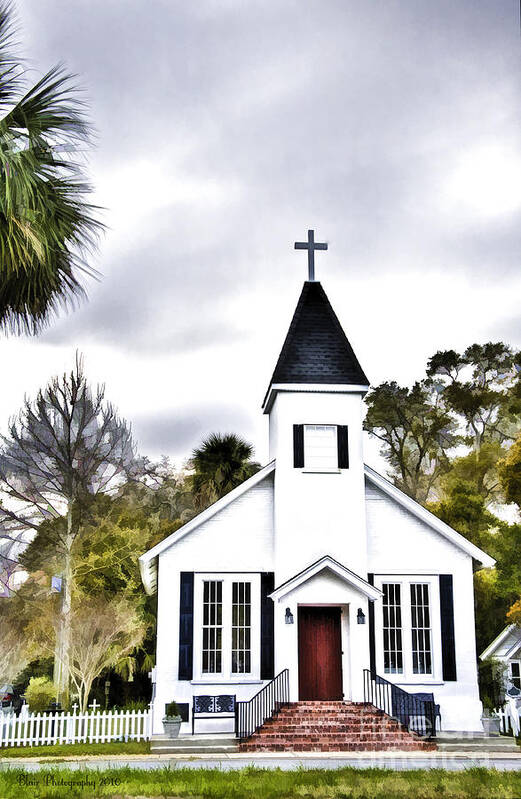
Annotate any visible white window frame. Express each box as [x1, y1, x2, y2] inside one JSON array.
[[382, 582, 404, 675], [193, 573, 261, 682], [509, 660, 521, 690], [303, 424, 338, 471], [374, 575, 442, 684], [201, 579, 223, 675], [410, 582, 433, 676]]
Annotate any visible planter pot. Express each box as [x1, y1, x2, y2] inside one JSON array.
[[162, 717, 182, 738], [481, 715, 501, 736]]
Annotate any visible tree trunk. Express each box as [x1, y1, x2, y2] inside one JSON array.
[[54, 505, 73, 708]]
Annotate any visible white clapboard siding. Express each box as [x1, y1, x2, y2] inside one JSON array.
[[0, 707, 152, 748]]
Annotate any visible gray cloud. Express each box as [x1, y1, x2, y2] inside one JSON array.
[[133, 402, 257, 463], [3, 0, 520, 461]]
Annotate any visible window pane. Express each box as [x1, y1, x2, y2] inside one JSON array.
[[411, 583, 432, 675], [202, 580, 223, 674], [304, 425, 338, 469], [383, 583, 403, 674], [232, 581, 252, 674]]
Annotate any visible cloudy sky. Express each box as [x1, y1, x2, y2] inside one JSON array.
[[2, 1, 521, 467]]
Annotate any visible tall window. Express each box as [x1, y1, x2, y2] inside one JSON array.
[[304, 425, 337, 469], [410, 583, 432, 675], [383, 583, 403, 674], [232, 581, 251, 673], [202, 581, 222, 673]]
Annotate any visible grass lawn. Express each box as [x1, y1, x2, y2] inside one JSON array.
[[0, 740, 150, 759], [0, 766, 520, 798]]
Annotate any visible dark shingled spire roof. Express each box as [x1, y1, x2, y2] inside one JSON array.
[[264, 281, 368, 405]]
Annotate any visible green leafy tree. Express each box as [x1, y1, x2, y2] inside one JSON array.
[[498, 433, 521, 507], [470, 521, 521, 653], [427, 479, 498, 551], [0, 1, 104, 335], [442, 442, 506, 505], [427, 343, 518, 451], [190, 433, 260, 511], [363, 380, 458, 502], [0, 356, 139, 705], [28, 594, 146, 712]]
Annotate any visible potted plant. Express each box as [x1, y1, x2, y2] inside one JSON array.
[[162, 701, 182, 738], [481, 707, 501, 736]]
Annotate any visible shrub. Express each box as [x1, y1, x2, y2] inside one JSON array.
[[479, 658, 506, 711], [25, 676, 56, 712], [164, 701, 180, 718], [112, 700, 149, 712]]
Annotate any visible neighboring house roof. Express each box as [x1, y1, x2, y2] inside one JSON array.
[[269, 555, 382, 602], [138, 460, 276, 594], [364, 465, 495, 570], [503, 636, 521, 661], [263, 281, 369, 408], [139, 459, 495, 596], [480, 625, 519, 661]]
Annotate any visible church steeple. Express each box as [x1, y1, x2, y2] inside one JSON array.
[[263, 280, 369, 412]]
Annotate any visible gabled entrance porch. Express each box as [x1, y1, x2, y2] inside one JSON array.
[[269, 555, 382, 703]]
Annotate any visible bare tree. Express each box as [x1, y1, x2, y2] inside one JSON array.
[[0, 354, 140, 705]]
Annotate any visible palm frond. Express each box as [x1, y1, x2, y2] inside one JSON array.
[[0, 3, 104, 335], [0, 2, 23, 111]]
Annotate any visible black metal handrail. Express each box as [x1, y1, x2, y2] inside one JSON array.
[[363, 669, 437, 738], [235, 669, 290, 740]]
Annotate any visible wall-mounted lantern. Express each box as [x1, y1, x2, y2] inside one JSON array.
[[357, 608, 366, 625], [285, 607, 294, 624]]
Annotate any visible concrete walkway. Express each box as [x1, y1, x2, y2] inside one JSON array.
[[2, 750, 521, 772]]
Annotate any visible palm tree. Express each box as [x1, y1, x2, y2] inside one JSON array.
[[190, 433, 260, 511], [0, 2, 104, 335]]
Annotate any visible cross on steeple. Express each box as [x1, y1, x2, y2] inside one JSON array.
[[294, 229, 328, 281]]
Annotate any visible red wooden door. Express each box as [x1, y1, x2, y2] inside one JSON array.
[[298, 607, 343, 700]]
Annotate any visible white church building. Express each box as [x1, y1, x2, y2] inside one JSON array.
[[140, 233, 494, 738]]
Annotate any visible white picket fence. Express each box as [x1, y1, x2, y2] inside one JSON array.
[[0, 705, 152, 748], [497, 705, 517, 735]]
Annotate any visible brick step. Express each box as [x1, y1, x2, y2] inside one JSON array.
[[262, 721, 398, 730], [252, 736, 422, 746], [270, 712, 389, 722], [272, 707, 383, 718], [286, 701, 356, 706], [240, 742, 436, 752], [258, 721, 408, 731], [258, 730, 417, 742], [254, 728, 419, 738], [279, 707, 384, 718], [258, 726, 405, 735], [283, 702, 370, 713], [265, 713, 399, 726]]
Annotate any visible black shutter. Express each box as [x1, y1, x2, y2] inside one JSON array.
[[293, 424, 304, 468], [337, 425, 349, 468], [439, 574, 457, 681], [368, 573, 376, 678], [260, 572, 275, 679], [178, 572, 194, 680]]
